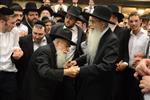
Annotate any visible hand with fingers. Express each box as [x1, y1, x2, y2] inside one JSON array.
[[64, 60, 77, 68], [64, 65, 80, 78], [116, 60, 128, 71], [12, 47, 24, 60], [140, 76, 150, 93]]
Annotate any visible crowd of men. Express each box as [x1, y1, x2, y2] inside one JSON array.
[[1, 0, 150, 100]]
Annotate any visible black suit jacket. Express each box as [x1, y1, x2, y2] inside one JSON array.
[[23, 43, 64, 100], [15, 34, 52, 89], [76, 28, 119, 100], [50, 23, 86, 60], [111, 26, 130, 100], [114, 26, 130, 62]]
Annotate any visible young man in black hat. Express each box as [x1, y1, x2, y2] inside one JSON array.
[[0, 7, 23, 100], [22, 2, 39, 34], [50, 6, 85, 100], [9, 3, 28, 37], [68, 5, 119, 100], [23, 28, 79, 100]]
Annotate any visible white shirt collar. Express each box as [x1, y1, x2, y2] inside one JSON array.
[[130, 28, 147, 37], [109, 24, 117, 32]]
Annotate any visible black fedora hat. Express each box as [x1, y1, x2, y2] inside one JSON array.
[[24, 2, 38, 14], [34, 20, 45, 27], [78, 12, 88, 23], [108, 4, 124, 22], [39, 5, 54, 16], [86, 5, 114, 24], [50, 28, 76, 46], [0, 7, 14, 15], [65, 6, 81, 19], [9, 3, 23, 11]]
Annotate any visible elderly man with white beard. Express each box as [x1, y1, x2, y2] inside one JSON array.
[[23, 28, 79, 100], [67, 5, 119, 100]]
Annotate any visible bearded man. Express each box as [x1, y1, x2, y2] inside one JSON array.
[[68, 5, 119, 100], [23, 28, 79, 100]]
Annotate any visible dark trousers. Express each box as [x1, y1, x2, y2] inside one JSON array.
[[125, 68, 144, 100], [0, 71, 17, 100]]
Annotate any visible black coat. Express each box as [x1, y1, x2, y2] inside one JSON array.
[[111, 26, 130, 100], [23, 43, 64, 100], [114, 26, 129, 62], [76, 28, 119, 100], [15, 34, 51, 90], [50, 23, 86, 100]]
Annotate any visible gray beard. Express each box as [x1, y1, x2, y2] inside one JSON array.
[[56, 49, 67, 68], [87, 28, 101, 63]]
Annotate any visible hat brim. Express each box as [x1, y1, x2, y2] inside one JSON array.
[[53, 11, 66, 18], [84, 12, 115, 24], [50, 34, 76, 46], [39, 7, 53, 15], [64, 11, 81, 20], [113, 12, 124, 20]]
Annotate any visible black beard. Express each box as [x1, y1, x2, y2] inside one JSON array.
[[16, 22, 21, 26]]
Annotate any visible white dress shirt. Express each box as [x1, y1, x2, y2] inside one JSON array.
[[0, 30, 20, 72], [63, 25, 78, 61], [33, 36, 48, 51], [12, 23, 28, 36], [128, 28, 149, 67]]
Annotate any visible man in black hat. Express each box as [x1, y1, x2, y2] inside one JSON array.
[[68, 5, 119, 100], [51, 6, 85, 60], [9, 3, 28, 37], [107, 4, 130, 100], [50, 6, 85, 100], [0, 7, 23, 100], [22, 2, 39, 34], [39, 5, 54, 20], [23, 28, 79, 100], [53, 0, 68, 13], [13, 20, 52, 100]]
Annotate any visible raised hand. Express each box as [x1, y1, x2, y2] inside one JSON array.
[[12, 47, 24, 60], [135, 59, 150, 76]]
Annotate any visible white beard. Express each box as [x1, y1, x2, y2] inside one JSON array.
[[56, 49, 67, 68], [87, 28, 102, 63]]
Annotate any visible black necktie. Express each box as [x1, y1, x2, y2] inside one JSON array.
[[146, 41, 150, 58]]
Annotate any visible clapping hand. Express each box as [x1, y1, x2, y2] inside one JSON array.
[[12, 47, 24, 60]]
